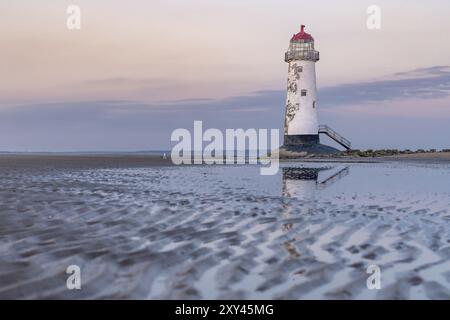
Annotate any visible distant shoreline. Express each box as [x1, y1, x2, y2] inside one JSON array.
[[0, 152, 449, 169], [0, 153, 172, 169], [282, 152, 450, 163]]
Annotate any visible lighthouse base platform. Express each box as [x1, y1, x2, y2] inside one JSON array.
[[280, 134, 340, 158], [284, 134, 321, 145]]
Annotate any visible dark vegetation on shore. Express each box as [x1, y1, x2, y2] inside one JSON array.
[[342, 149, 450, 158]]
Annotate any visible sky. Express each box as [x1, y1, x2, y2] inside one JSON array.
[[1, 0, 450, 151]]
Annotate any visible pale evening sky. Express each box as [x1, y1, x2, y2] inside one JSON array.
[[1, 0, 450, 151]]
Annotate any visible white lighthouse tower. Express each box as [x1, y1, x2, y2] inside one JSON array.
[[284, 25, 319, 143], [282, 25, 351, 153]]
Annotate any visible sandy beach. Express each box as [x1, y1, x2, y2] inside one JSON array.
[[0, 154, 450, 299]]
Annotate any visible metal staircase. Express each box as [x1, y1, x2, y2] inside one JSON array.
[[318, 125, 351, 150]]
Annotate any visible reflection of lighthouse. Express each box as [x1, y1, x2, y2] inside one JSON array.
[[281, 166, 350, 218], [282, 25, 351, 154], [283, 168, 319, 200], [280, 166, 349, 259]]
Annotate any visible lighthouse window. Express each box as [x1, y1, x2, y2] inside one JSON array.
[[301, 89, 307, 96], [313, 101, 316, 108], [300, 43, 311, 50]]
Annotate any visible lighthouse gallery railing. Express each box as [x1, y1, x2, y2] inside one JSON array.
[[285, 50, 320, 62]]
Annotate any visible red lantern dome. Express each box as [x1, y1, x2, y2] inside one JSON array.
[[291, 25, 314, 42]]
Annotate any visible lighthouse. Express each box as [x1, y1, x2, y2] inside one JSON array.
[[282, 25, 351, 154]]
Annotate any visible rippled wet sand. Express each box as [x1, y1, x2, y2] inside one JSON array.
[[1, 155, 450, 299]]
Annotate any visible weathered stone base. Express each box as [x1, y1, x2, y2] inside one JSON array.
[[279, 142, 340, 158]]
